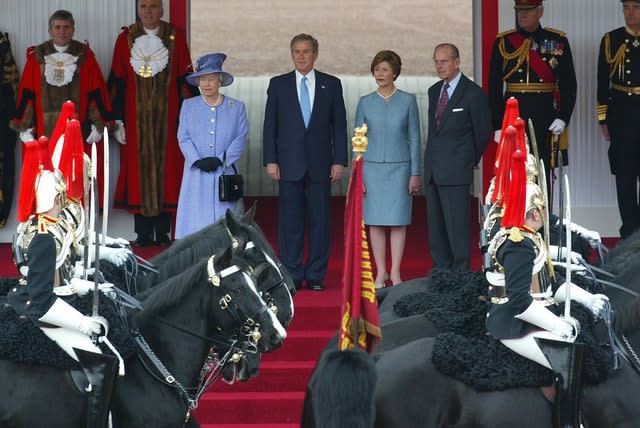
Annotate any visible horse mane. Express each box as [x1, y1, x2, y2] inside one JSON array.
[[150, 220, 229, 274], [605, 229, 640, 274], [135, 257, 210, 323], [613, 296, 640, 334], [307, 348, 377, 428]]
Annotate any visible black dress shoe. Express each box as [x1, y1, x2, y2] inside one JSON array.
[[307, 280, 324, 291], [134, 234, 153, 247], [294, 280, 304, 290], [155, 234, 172, 246]]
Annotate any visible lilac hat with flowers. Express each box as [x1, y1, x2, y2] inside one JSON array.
[[187, 52, 234, 87]]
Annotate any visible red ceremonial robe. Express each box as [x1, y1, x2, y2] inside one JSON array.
[[108, 21, 194, 216], [12, 40, 112, 141]]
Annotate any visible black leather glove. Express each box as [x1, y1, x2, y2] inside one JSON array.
[[193, 157, 223, 172]]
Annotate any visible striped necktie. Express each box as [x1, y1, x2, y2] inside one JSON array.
[[435, 82, 450, 128]]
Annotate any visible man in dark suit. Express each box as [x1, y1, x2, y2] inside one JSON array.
[[424, 43, 492, 272], [597, 0, 640, 238], [263, 34, 348, 291]]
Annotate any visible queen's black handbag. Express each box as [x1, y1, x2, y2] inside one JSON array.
[[218, 152, 244, 202]]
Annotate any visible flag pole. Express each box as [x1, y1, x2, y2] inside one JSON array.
[[338, 124, 381, 353]]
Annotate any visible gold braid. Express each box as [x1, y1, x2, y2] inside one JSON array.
[[499, 36, 532, 80], [604, 32, 627, 80]]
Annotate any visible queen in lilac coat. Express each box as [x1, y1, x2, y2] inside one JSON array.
[[175, 94, 248, 239]]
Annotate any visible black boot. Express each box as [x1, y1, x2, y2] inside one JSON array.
[[74, 348, 119, 428], [536, 339, 585, 428]]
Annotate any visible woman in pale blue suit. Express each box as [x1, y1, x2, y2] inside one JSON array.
[[175, 53, 248, 239], [354, 50, 421, 287]]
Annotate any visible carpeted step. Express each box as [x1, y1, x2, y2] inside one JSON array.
[[193, 391, 305, 424], [213, 360, 316, 393], [286, 303, 341, 331], [261, 330, 334, 362]]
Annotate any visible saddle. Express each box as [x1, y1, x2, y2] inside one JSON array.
[[0, 283, 137, 370], [432, 304, 613, 391]]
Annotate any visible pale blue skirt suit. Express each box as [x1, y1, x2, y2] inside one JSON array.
[[175, 95, 248, 239], [354, 90, 421, 226]]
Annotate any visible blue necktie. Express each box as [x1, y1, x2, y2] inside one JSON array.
[[300, 76, 311, 127]]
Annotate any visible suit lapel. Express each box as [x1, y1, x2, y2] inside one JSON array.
[[287, 71, 306, 125], [310, 72, 325, 127]]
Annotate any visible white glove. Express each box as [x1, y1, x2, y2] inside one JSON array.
[[588, 294, 609, 318], [78, 316, 103, 335], [20, 128, 35, 143], [39, 298, 103, 336], [548, 245, 584, 264], [564, 220, 601, 247], [70, 277, 114, 296], [516, 299, 580, 341], [554, 282, 609, 318], [103, 235, 131, 248], [555, 316, 580, 341], [86, 124, 102, 144], [493, 129, 501, 143], [113, 120, 126, 145], [100, 246, 132, 267], [548, 119, 566, 136]]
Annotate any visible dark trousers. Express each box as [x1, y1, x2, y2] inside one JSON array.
[[615, 175, 640, 238], [425, 179, 471, 272], [134, 213, 171, 239], [278, 174, 331, 282]]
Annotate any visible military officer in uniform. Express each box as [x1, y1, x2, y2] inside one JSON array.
[[488, 0, 577, 195], [8, 140, 119, 428], [598, 0, 640, 238], [485, 147, 608, 428]]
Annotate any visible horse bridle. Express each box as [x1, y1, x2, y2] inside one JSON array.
[[133, 254, 278, 422]]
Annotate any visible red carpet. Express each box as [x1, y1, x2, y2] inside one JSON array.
[[0, 196, 620, 427]]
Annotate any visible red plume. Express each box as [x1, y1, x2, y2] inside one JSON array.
[[492, 125, 516, 205], [49, 100, 77, 159], [57, 119, 86, 203], [17, 139, 49, 222], [501, 149, 527, 229], [494, 97, 520, 175]]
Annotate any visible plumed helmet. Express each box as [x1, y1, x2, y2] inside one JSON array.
[[35, 170, 61, 214], [49, 100, 77, 159]]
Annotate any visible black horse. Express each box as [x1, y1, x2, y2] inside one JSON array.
[[302, 233, 640, 428], [0, 246, 286, 428], [109, 207, 295, 330]]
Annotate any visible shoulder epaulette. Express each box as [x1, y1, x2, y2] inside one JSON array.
[[507, 226, 524, 243], [496, 29, 517, 38], [545, 27, 567, 37], [37, 215, 56, 234]]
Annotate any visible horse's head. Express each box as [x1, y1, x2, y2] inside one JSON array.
[[225, 209, 296, 327], [207, 246, 287, 353]]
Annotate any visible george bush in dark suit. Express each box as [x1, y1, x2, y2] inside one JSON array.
[[262, 34, 348, 291], [424, 43, 492, 272]]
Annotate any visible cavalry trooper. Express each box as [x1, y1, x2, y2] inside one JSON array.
[[598, 0, 640, 238], [7, 140, 118, 428], [489, 0, 577, 196], [485, 146, 609, 428]]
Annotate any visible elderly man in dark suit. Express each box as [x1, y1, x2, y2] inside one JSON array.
[[263, 33, 348, 291], [424, 43, 492, 272]]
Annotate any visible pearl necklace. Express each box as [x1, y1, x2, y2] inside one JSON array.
[[377, 87, 397, 101], [202, 94, 223, 107]]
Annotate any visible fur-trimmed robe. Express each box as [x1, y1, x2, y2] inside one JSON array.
[[11, 39, 113, 210], [108, 21, 195, 216], [11, 39, 112, 140], [0, 32, 18, 227]]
